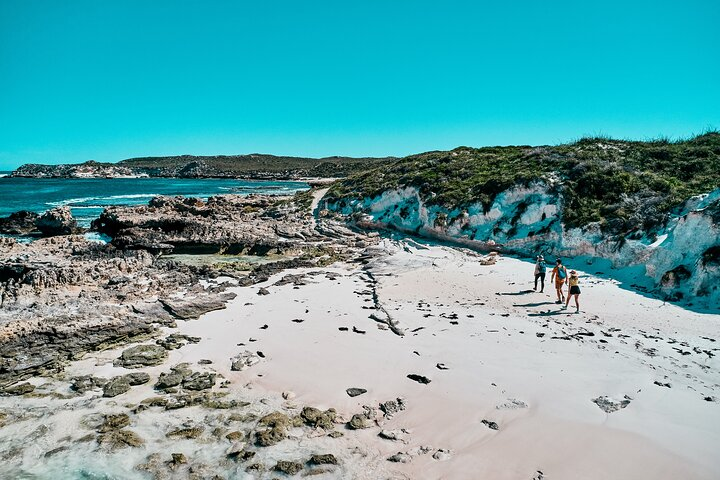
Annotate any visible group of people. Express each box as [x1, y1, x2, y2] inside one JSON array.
[[533, 255, 581, 313]]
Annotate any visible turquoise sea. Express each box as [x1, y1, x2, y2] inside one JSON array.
[[0, 173, 308, 228]]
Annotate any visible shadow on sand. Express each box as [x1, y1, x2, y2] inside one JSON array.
[[513, 301, 557, 308], [496, 290, 534, 296]]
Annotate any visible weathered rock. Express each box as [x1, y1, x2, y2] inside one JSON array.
[[97, 429, 144, 449], [309, 454, 338, 465], [379, 429, 410, 443], [182, 372, 216, 391], [300, 407, 336, 430], [114, 344, 168, 369], [103, 377, 132, 397], [255, 411, 290, 447], [2, 382, 35, 395], [231, 351, 261, 371], [155, 365, 188, 390], [0, 210, 39, 235], [166, 426, 204, 439], [160, 294, 235, 320], [379, 398, 406, 418], [348, 406, 376, 430], [124, 372, 151, 386], [35, 206, 81, 236], [170, 453, 187, 465], [387, 452, 413, 463], [274, 460, 303, 475], [407, 374, 431, 384], [70, 375, 108, 394], [156, 333, 201, 350], [592, 395, 632, 413], [226, 431, 244, 441], [346, 387, 367, 397], [98, 413, 130, 433], [481, 419, 499, 430]]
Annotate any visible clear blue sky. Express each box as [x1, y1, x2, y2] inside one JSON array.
[[1, 0, 718, 169]]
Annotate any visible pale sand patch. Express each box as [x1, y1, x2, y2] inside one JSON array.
[[165, 239, 720, 479]]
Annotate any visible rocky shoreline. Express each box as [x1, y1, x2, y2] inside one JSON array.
[[0, 190, 377, 389], [1, 185, 718, 479]]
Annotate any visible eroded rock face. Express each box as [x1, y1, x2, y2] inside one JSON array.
[[0, 193, 380, 388], [35, 206, 81, 236], [93, 194, 320, 255], [0, 211, 39, 235], [0, 236, 201, 387]]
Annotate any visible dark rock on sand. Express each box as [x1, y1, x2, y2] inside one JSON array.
[[70, 375, 108, 394], [407, 374, 431, 384], [481, 419, 499, 430], [346, 387, 367, 397], [348, 406, 376, 430], [592, 395, 632, 413], [380, 398, 406, 419], [309, 453, 338, 465], [300, 407, 337, 430], [98, 413, 131, 433], [114, 344, 168, 369], [255, 412, 291, 447], [160, 293, 235, 320], [2, 382, 35, 395], [274, 460, 303, 475], [97, 429, 145, 449], [166, 426, 204, 439], [231, 351, 261, 371], [102, 377, 132, 397], [156, 333, 201, 350], [182, 372, 216, 391]]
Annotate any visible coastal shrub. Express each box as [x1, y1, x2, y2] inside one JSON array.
[[328, 131, 720, 233]]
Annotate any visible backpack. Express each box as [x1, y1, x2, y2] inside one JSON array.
[[558, 267, 567, 279]]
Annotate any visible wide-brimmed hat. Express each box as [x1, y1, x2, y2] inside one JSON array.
[[570, 270, 577, 275]]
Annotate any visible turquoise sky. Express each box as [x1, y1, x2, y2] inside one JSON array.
[[1, 1, 718, 169]]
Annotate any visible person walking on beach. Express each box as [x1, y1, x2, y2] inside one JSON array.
[[564, 270, 581, 313], [533, 255, 546, 292], [550, 258, 568, 304]]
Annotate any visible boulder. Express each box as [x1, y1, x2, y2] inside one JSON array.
[[114, 344, 168, 368], [103, 377, 131, 397], [2, 382, 35, 395], [0, 210, 39, 235], [35, 206, 80, 236], [309, 454, 338, 465], [98, 413, 130, 433], [274, 460, 303, 475]]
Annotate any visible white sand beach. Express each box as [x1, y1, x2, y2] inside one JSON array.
[[1, 239, 718, 479]]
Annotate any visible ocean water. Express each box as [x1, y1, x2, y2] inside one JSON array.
[[0, 174, 308, 227]]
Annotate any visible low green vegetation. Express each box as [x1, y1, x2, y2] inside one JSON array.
[[119, 154, 394, 177], [327, 132, 720, 232]]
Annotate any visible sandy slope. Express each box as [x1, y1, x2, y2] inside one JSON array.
[[164, 240, 720, 479]]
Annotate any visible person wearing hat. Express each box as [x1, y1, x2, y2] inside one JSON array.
[[564, 270, 581, 313], [533, 255, 547, 292], [550, 258, 568, 304]]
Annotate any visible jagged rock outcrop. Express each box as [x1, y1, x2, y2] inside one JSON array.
[[0, 236, 227, 387], [0, 211, 39, 235], [35, 206, 82, 236], [92, 194, 321, 254]]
